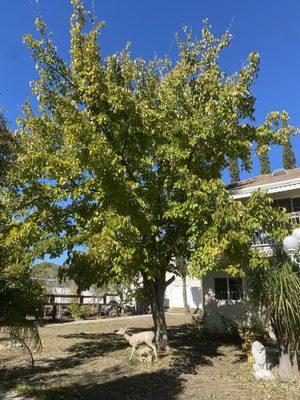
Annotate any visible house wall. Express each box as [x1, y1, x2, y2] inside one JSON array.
[[164, 273, 202, 310], [197, 180, 300, 331], [202, 271, 245, 332]]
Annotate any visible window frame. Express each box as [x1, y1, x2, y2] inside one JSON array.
[[273, 197, 300, 213], [214, 277, 243, 301]]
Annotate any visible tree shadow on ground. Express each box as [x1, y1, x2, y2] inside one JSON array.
[[0, 332, 128, 392], [59, 331, 128, 357], [0, 322, 240, 399], [19, 367, 185, 400]]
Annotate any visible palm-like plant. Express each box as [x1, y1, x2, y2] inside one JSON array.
[[0, 109, 44, 364], [0, 271, 44, 367], [249, 251, 300, 381]]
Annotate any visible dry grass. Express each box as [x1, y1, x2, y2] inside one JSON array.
[[0, 313, 299, 400]]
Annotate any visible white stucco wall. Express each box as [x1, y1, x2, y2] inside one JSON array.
[[164, 273, 202, 310], [202, 271, 245, 332]]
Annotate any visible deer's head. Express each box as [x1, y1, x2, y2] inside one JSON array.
[[116, 327, 127, 336]]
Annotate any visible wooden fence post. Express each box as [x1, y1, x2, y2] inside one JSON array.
[[52, 304, 57, 321]]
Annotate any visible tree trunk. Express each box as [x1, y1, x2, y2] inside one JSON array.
[[182, 274, 190, 314], [279, 342, 298, 381], [118, 288, 125, 315], [148, 273, 175, 351]]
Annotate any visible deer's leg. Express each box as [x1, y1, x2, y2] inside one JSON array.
[[147, 343, 158, 360], [129, 346, 136, 361]]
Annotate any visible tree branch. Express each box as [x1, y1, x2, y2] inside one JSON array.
[[165, 275, 175, 287]]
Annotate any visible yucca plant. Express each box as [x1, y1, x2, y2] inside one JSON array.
[[249, 251, 300, 381]]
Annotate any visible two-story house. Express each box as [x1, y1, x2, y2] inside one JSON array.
[[164, 167, 300, 331]]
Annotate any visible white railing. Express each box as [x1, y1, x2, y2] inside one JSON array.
[[251, 212, 300, 248], [251, 230, 273, 247], [289, 211, 300, 225]]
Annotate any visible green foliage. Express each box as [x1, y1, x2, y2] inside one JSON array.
[[0, 110, 15, 185], [188, 188, 289, 277], [189, 310, 269, 348], [32, 262, 59, 280], [228, 158, 240, 183], [133, 286, 151, 305], [256, 110, 296, 174], [4, 2, 291, 345], [33, 262, 78, 294], [67, 302, 91, 320], [236, 311, 269, 353], [282, 136, 296, 170], [258, 150, 271, 175], [188, 313, 209, 340], [0, 263, 45, 350], [0, 108, 44, 350], [249, 251, 300, 347], [218, 313, 240, 339], [15, 383, 59, 400]]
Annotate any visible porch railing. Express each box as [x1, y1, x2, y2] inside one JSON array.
[[251, 211, 300, 248], [289, 211, 300, 225]]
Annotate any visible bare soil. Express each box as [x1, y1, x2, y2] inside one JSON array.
[[0, 314, 299, 400]]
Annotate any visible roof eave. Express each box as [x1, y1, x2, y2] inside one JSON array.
[[230, 177, 300, 199]]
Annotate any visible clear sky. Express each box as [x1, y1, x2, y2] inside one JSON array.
[[1, 0, 300, 262], [1, 0, 300, 177]]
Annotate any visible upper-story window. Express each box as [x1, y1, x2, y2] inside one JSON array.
[[292, 197, 300, 212], [214, 277, 243, 301], [273, 197, 300, 213]]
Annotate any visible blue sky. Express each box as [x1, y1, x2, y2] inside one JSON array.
[[1, 0, 300, 177], [1, 0, 300, 263]]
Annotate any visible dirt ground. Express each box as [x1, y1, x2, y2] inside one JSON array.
[[0, 313, 299, 400]]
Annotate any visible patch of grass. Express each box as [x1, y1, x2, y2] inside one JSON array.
[[15, 383, 45, 399], [15, 383, 61, 400]]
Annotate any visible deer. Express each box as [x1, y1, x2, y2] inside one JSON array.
[[136, 346, 154, 363], [116, 327, 158, 361]]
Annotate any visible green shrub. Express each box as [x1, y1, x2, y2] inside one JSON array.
[[187, 311, 209, 339], [218, 312, 240, 340], [67, 303, 91, 320], [236, 311, 269, 354]]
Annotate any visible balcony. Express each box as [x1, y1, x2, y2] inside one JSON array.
[[251, 211, 300, 248]]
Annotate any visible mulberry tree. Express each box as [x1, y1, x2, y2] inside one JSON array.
[[9, 2, 291, 349]]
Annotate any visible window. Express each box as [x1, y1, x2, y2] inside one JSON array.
[[214, 278, 228, 300], [229, 278, 243, 300], [273, 198, 292, 212], [292, 197, 300, 212], [273, 197, 300, 213], [214, 277, 243, 301]]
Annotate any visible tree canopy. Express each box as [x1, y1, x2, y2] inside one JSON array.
[[0, 111, 15, 184], [32, 262, 59, 280], [5, 1, 292, 348]]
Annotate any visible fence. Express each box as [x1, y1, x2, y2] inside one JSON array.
[[44, 293, 119, 320]]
